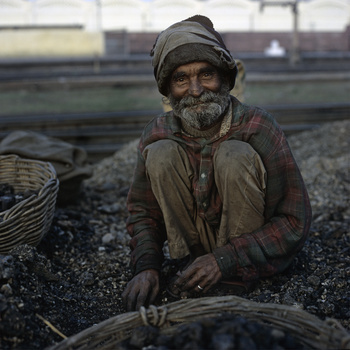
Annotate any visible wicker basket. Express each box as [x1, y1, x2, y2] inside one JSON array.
[[49, 296, 350, 350], [0, 154, 59, 254]]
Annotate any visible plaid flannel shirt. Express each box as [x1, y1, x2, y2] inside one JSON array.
[[126, 96, 312, 281]]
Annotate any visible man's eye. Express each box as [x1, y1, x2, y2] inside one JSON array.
[[202, 72, 214, 78], [173, 76, 187, 84]]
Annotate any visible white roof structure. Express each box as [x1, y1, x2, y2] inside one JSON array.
[[0, 0, 349, 32]]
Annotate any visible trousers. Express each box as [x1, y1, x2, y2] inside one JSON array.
[[143, 139, 267, 259]]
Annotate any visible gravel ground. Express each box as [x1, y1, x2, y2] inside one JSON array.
[[0, 120, 349, 349]]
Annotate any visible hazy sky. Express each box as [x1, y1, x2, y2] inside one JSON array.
[[26, 0, 154, 1]]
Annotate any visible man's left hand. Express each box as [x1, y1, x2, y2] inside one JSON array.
[[174, 253, 222, 294]]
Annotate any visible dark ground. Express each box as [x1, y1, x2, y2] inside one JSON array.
[[0, 120, 349, 349]]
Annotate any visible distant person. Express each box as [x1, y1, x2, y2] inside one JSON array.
[[122, 15, 312, 311]]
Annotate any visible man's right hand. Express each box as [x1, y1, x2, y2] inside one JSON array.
[[122, 269, 160, 312]]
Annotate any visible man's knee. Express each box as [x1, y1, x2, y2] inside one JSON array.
[[143, 140, 186, 178], [214, 140, 266, 188], [215, 140, 255, 169]]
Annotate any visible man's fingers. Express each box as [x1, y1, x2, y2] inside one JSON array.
[[135, 291, 149, 311], [174, 254, 222, 293], [149, 283, 159, 305], [176, 272, 204, 292], [122, 269, 160, 311], [122, 281, 145, 311], [123, 280, 158, 311], [125, 288, 138, 312], [139, 278, 160, 309], [176, 263, 208, 289], [121, 286, 132, 310], [175, 267, 196, 286]]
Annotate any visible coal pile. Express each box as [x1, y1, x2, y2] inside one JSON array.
[[0, 120, 349, 350], [118, 313, 305, 350]]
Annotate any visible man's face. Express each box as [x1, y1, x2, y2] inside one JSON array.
[[168, 61, 230, 129]]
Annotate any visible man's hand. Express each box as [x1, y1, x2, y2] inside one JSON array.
[[122, 269, 159, 311], [174, 253, 222, 295]]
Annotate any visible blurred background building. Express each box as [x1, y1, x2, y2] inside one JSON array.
[[0, 0, 349, 58]]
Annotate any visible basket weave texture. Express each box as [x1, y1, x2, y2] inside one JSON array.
[[0, 154, 59, 254], [49, 295, 350, 350]]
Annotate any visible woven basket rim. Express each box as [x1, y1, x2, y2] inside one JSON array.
[[0, 154, 59, 254], [0, 154, 58, 214], [0, 178, 58, 219], [48, 295, 350, 350], [0, 153, 57, 167]]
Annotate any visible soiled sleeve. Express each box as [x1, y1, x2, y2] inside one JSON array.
[[126, 144, 166, 276]]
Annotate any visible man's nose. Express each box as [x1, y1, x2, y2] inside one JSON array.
[[188, 78, 204, 97]]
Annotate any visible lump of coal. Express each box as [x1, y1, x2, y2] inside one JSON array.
[[117, 313, 305, 350], [128, 326, 160, 349], [0, 183, 38, 212]]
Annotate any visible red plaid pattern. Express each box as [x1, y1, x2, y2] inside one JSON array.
[[126, 96, 312, 280]]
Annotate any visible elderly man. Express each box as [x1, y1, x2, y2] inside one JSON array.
[[122, 15, 312, 311]]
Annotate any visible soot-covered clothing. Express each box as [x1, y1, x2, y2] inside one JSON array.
[[126, 96, 312, 281]]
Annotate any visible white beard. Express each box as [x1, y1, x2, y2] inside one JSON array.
[[169, 87, 230, 129]]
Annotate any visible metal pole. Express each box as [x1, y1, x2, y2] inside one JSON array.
[[260, 0, 301, 66], [95, 0, 102, 72], [291, 1, 300, 66], [96, 0, 102, 32]]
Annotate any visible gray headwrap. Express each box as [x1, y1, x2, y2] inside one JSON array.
[[151, 15, 237, 96]]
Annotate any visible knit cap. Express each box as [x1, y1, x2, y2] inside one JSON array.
[[150, 15, 237, 96]]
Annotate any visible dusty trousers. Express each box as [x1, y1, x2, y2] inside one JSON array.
[[143, 139, 267, 259]]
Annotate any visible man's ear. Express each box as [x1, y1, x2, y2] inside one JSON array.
[[162, 97, 172, 112]]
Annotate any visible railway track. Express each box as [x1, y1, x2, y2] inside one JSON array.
[[1, 103, 349, 163], [1, 54, 350, 91]]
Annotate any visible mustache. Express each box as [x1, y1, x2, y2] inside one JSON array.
[[177, 91, 218, 108]]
